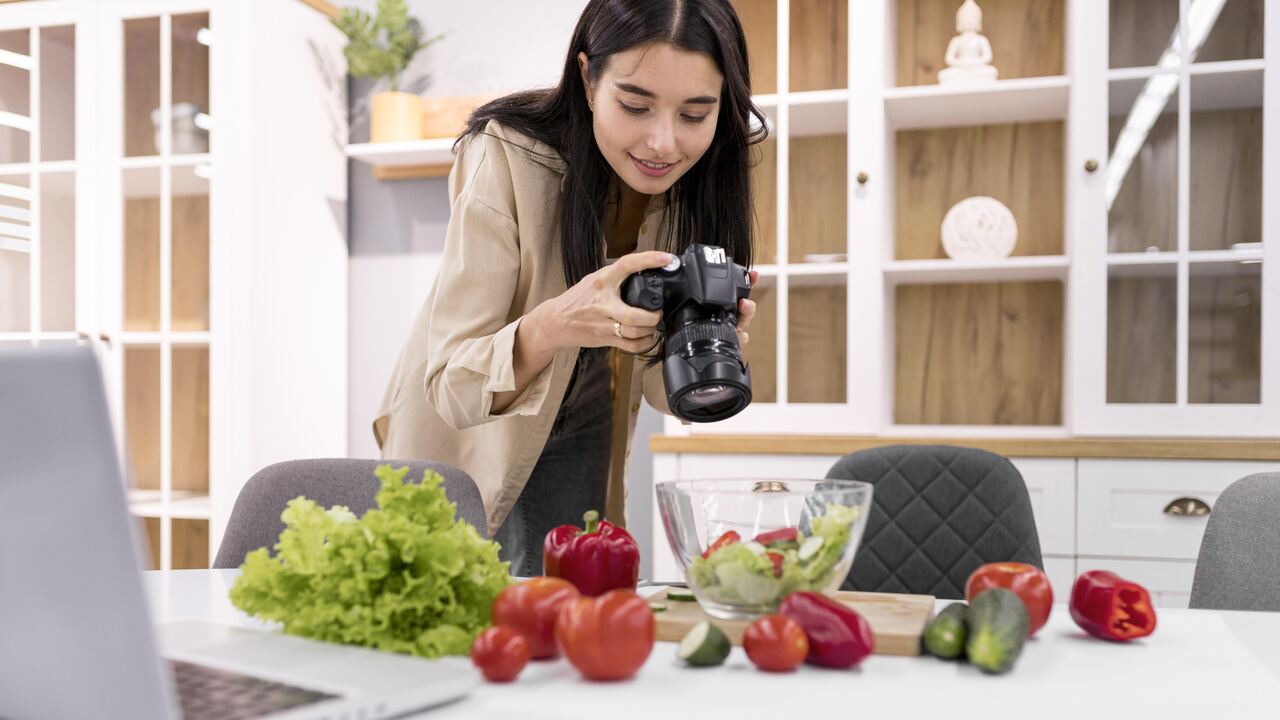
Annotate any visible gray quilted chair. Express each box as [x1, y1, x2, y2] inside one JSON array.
[[1190, 472, 1280, 611], [825, 445, 1043, 599], [213, 459, 486, 569]]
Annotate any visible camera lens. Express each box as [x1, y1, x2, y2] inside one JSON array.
[[677, 384, 745, 420], [662, 314, 751, 422]]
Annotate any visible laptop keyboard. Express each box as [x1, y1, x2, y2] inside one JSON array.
[[170, 660, 339, 719]]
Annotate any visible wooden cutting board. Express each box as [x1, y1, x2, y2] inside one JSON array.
[[651, 589, 936, 656]]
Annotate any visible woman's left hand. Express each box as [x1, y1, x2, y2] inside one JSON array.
[[736, 270, 759, 348]]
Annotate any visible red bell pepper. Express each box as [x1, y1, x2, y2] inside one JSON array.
[[543, 510, 639, 597], [754, 527, 798, 546], [702, 530, 741, 559], [766, 551, 785, 578], [1069, 570, 1157, 642], [555, 589, 654, 681], [778, 591, 875, 668]]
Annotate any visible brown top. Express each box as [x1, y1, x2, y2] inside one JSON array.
[[373, 121, 671, 534]]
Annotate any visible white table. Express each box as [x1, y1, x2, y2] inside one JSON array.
[[147, 570, 1280, 719]]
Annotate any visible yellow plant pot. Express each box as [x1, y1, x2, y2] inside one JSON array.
[[371, 91, 423, 143], [421, 94, 496, 139]]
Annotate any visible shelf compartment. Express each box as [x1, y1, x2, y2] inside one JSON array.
[[1189, 261, 1261, 404], [1190, 73, 1262, 252], [1107, 265, 1176, 403], [0, 28, 31, 165], [742, 284, 776, 403], [41, 25, 76, 162], [124, 345, 161, 490], [171, 163, 209, 330], [172, 345, 209, 495], [731, 0, 776, 95], [123, 167, 161, 330], [884, 76, 1069, 130], [789, 133, 846, 260], [789, 284, 846, 403], [894, 121, 1064, 260], [883, 255, 1068, 284], [41, 170, 75, 331], [789, 0, 846, 92], [895, 281, 1064, 425], [894, 0, 1064, 87], [123, 17, 160, 158]]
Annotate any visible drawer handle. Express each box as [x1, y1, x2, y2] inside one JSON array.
[[1163, 497, 1211, 517]]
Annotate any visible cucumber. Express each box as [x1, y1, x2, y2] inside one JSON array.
[[666, 588, 697, 602], [798, 536, 825, 562], [923, 602, 968, 659], [678, 621, 731, 667], [965, 588, 1029, 674], [649, 602, 668, 613]]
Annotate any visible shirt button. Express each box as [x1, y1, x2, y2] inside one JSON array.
[[630, 402, 640, 412], [640, 223, 649, 235]]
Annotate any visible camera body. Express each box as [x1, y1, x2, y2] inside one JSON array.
[[621, 244, 753, 422]]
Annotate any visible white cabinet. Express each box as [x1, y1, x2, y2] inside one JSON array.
[[0, 0, 348, 569], [652, 0, 1277, 439], [1076, 459, 1278, 560]]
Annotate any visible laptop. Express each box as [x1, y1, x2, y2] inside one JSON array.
[[0, 342, 478, 719]]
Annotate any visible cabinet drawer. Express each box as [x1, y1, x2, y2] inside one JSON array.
[[1075, 558, 1197, 609], [1009, 458, 1075, 556], [1078, 460, 1279, 560]]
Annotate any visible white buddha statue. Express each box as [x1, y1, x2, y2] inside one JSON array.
[[938, 0, 999, 85]]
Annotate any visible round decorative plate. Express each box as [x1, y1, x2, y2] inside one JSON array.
[[940, 196, 1018, 260]]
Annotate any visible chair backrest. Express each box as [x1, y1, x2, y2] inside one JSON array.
[[1190, 472, 1280, 611], [826, 444, 1043, 599], [213, 459, 486, 569]]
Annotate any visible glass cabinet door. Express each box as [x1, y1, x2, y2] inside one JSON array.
[[0, 21, 78, 339], [115, 9, 213, 570], [1101, 0, 1267, 416]]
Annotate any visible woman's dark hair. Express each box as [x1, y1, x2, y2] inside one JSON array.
[[460, 0, 767, 287]]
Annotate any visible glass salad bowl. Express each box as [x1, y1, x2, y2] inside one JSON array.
[[655, 478, 873, 620]]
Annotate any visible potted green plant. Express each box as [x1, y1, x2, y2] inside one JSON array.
[[333, 0, 444, 142]]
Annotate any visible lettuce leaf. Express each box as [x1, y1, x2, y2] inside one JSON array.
[[228, 464, 511, 658]]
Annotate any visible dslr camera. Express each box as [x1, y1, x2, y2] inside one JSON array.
[[621, 244, 753, 423]]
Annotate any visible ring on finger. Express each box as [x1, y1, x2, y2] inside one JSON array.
[[613, 320, 623, 338]]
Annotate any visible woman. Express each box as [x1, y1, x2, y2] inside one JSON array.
[[374, 0, 767, 575]]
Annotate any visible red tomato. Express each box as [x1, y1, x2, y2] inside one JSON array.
[[470, 626, 530, 683], [702, 530, 741, 559], [555, 589, 655, 681], [965, 562, 1054, 636], [743, 615, 809, 673], [491, 577, 581, 659]]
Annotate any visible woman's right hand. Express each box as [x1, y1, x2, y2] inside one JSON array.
[[527, 251, 672, 355]]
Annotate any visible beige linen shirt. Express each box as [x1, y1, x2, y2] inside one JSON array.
[[373, 120, 672, 536]]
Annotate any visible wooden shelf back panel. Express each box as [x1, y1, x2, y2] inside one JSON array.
[[895, 121, 1063, 260], [172, 189, 210, 330], [752, 138, 777, 264], [731, 0, 777, 95], [789, 284, 846, 403], [744, 285, 778, 402], [0, 29, 31, 164], [895, 0, 1064, 87], [124, 193, 161, 330], [1108, 112, 1177, 253], [790, 0, 847, 91], [1198, 0, 1265, 63], [141, 516, 161, 570], [790, 134, 847, 259], [895, 281, 1064, 425], [1189, 108, 1262, 252], [171, 13, 210, 122], [172, 346, 210, 493], [1189, 266, 1262, 404], [1107, 272, 1176, 404], [124, 17, 160, 158], [125, 346, 161, 490], [173, 518, 209, 569]]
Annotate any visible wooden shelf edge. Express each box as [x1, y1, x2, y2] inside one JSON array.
[[648, 434, 1280, 461], [372, 163, 452, 180], [298, 0, 339, 19]]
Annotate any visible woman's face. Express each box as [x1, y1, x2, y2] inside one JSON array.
[[579, 42, 723, 196]]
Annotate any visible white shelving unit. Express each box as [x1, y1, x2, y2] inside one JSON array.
[[883, 74, 1070, 129], [346, 136, 455, 168], [0, 0, 350, 569]]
